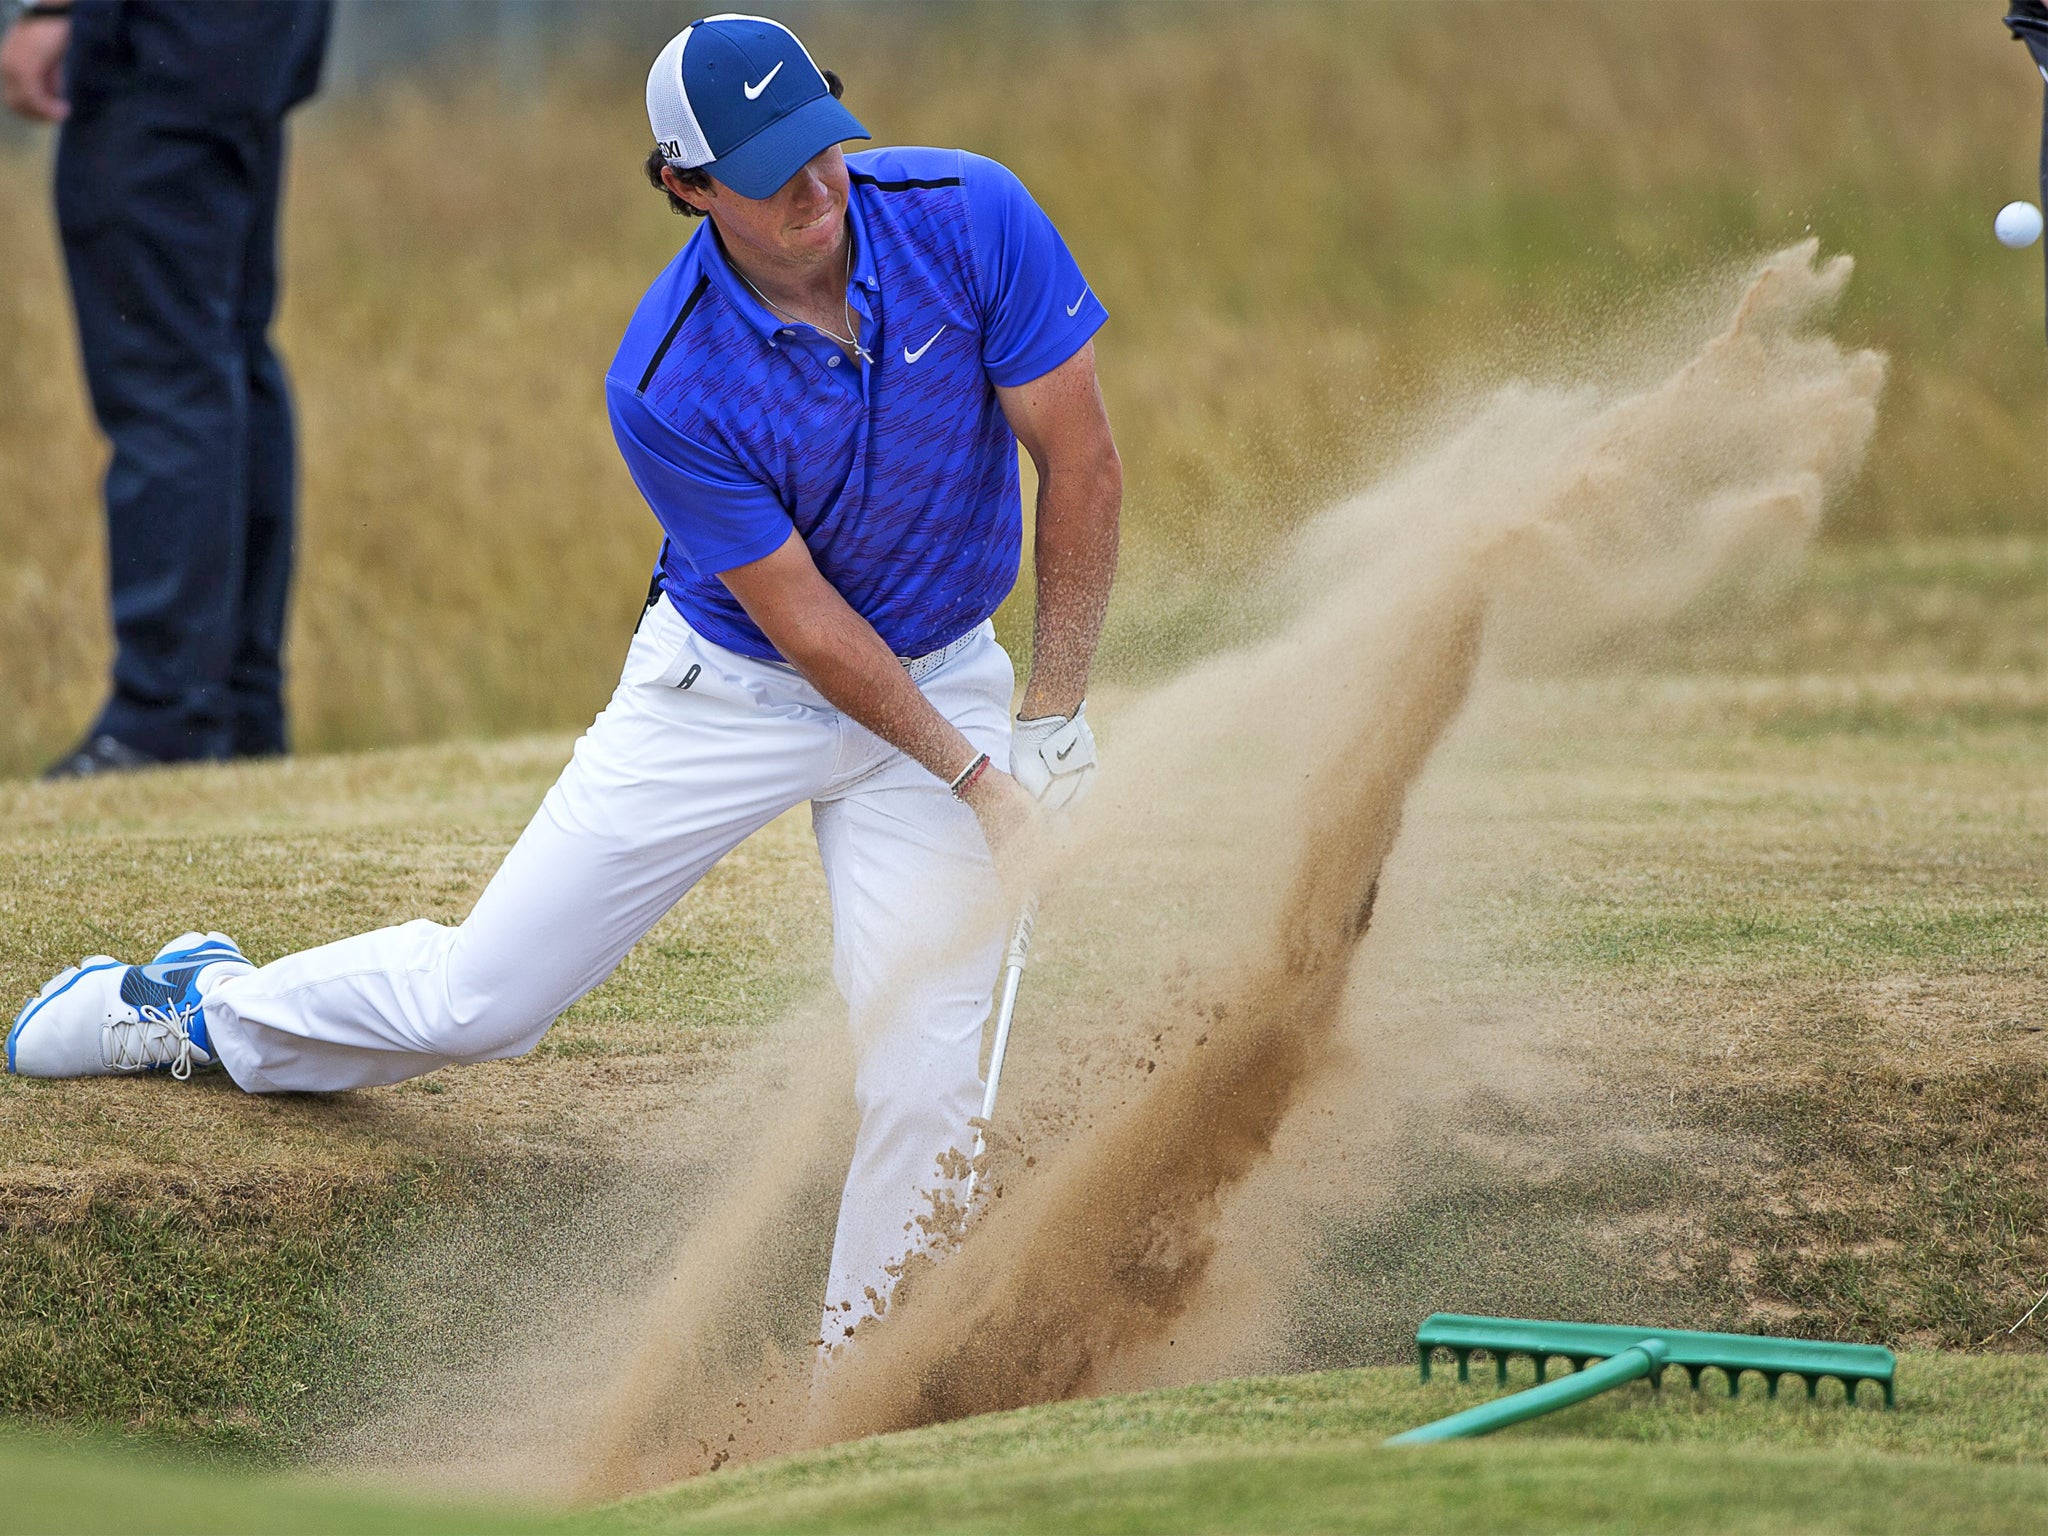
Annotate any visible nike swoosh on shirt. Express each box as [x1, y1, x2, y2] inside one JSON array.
[[903, 326, 946, 364], [1066, 286, 1090, 316], [744, 61, 783, 99]]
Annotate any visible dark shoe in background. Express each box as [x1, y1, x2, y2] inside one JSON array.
[[42, 734, 162, 781]]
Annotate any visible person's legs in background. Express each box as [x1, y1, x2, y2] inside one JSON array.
[[229, 113, 296, 760], [45, 2, 327, 775], [54, 94, 262, 765]]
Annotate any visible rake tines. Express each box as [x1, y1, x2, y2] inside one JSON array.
[[1387, 1313, 1897, 1444]]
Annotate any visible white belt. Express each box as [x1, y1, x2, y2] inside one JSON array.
[[901, 628, 979, 683]]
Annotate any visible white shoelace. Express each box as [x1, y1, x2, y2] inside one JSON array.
[[104, 1002, 205, 1080]]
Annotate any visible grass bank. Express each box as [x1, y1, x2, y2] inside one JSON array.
[[0, 1164, 451, 1457]]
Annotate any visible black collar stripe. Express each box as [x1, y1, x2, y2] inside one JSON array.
[[849, 172, 962, 192]]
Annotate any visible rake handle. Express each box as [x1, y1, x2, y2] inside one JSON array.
[[1385, 1339, 1669, 1445]]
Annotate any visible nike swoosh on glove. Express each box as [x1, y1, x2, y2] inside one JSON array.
[[1011, 703, 1097, 810]]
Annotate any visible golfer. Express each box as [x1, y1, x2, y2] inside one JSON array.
[[9, 15, 1122, 1344]]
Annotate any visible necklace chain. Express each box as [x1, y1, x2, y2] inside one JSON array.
[[736, 235, 870, 362]]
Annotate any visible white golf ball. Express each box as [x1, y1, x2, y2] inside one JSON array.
[[1996, 200, 2043, 249]]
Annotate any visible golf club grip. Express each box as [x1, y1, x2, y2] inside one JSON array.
[[1005, 899, 1038, 970]]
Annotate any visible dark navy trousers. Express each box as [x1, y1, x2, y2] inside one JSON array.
[[55, 0, 330, 761]]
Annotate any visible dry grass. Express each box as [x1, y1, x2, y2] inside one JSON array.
[[2, 2, 2044, 773]]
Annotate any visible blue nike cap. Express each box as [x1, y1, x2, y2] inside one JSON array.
[[646, 15, 870, 200]]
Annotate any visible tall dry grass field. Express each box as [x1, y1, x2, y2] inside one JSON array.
[[0, 2, 2042, 775]]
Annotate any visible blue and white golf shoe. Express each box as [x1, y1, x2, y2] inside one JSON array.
[[6, 933, 252, 1080]]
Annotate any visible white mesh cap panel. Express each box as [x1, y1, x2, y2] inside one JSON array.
[[646, 25, 712, 168]]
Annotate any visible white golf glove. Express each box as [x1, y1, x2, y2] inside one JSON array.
[[1011, 703, 1097, 810]]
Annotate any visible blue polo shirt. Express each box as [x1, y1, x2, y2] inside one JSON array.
[[606, 146, 1108, 662]]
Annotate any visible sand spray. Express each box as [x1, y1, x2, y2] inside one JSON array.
[[340, 244, 1884, 1498], [797, 242, 1884, 1442]]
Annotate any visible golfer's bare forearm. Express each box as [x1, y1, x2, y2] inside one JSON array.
[[995, 342, 1122, 721], [782, 605, 983, 782], [722, 533, 981, 783], [1020, 446, 1120, 719]]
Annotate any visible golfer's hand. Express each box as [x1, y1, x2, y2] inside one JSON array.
[[960, 764, 1040, 867], [1011, 703, 1097, 810], [1, 16, 70, 123]]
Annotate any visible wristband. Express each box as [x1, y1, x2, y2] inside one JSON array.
[[947, 751, 990, 800], [18, 2, 74, 19]]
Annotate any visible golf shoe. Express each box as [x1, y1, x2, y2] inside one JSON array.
[[6, 932, 252, 1080]]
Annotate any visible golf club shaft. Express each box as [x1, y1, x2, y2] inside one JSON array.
[[968, 898, 1038, 1199]]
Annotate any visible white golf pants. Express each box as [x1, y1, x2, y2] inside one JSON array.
[[203, 594, 1012, 1331]]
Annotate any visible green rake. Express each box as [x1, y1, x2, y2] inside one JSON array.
[[1385, 1313, 1896, 1445]]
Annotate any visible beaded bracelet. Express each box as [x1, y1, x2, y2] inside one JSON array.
[[948, 751, 991, 800]]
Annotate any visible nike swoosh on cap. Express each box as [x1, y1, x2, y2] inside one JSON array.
[[904, 326, 946, 364], [744, 60, 784, 100]]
